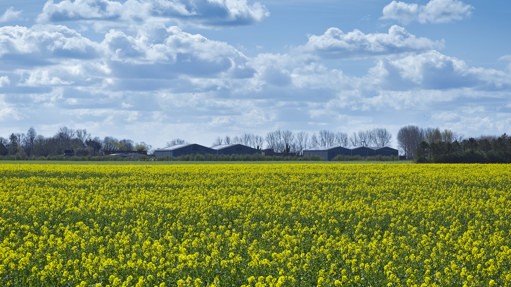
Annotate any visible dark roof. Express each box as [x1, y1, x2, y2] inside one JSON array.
[[211, 144, 242, 150], [157, 144, 195, 151], [304, 146, 351, 151]]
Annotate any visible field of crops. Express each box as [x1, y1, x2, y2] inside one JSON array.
[[1, 163, 511, 286]]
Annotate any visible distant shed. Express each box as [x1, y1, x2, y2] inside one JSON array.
[[153, 144, 215, 158], [351, 147, 378, 157], [212, 144, 260, 155], [303, 146, 351, 161], [352, 146, 399, 157], [375, 147, 399, 157]]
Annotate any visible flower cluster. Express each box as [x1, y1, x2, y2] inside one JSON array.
[[1, 163, 510, 286]]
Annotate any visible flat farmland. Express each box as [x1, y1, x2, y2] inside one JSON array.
[[1, 164, 510, 286]]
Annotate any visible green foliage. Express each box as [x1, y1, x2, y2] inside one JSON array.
[[416, 134, 511, 163], [0, 143, 7, 156]]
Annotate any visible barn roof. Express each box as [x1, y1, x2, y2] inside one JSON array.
[[352, 146, 380, 150], [156, 144, 194, 151], [211, 144, 241, 150], [304, 146, 350, 151]]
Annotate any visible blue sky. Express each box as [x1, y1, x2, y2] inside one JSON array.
[[1, 0, 510, 148]]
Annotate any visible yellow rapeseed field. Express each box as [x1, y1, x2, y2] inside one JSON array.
[[1, 163, 510, 286]]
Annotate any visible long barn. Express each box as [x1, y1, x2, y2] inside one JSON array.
[[303, 146, 398, 161], [212, 144, 260, 155], [303, 146, 351, 161], [154, 144, 216, 158]]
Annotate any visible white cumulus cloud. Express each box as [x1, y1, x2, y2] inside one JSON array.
[[38, 0, 124, 22], [0, 76, 10, 87], [381, 1, 418, 24], [0, 25, 101, 63], [37, 0, 268, 27], [368, 50, 505, 90], [150, 0, 269, 26], [20, 70, 72, 87], [382, 0, 473, 24], [303, 25, 442, 59], [0, 7, 22, 23], [102, 25, 255, 90]]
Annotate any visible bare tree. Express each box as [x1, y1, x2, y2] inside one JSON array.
[[75, 129, 90, 145], [224, 136, 231, 145], [253, 135, 264, 150], [232, 136, 242, 144], [357, 130, 375, 147], [424, 128, 442, 144], [294, 131, 310, 154], [56, 127, 74, 141], [441, 129, 462, 143], [212, 137, 224, 146], [441, 129, 454, 143], [237, 133, 264, 149], [265, 131, 278, 151], [335, 132, 349, 147], [397, 125, 424, 160], [349, 132, 360, 147], [310, 134, 320, 148], [266, 130, 292, 153], [167, 138, 187, 147], [103, 136, 118, 153], [424, 128, 462, 144], [281, 130, 294, 153], [241, 133, 253, 147], [373, 128, 392, 147], [318, 130, 336, 148], [54, 127, 75, 153]]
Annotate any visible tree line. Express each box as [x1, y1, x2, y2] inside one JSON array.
[[0, 127, 151, 159], [1, 126, 393, 160], [397, 125, 511, 163], [2, 125, 509, 162]]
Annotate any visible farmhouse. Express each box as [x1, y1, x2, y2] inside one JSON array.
[[153, 144, 215, 158], [303, 146, 351, 161], [212, 144, 260, 155]]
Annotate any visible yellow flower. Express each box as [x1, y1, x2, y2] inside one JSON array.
[[248, 276, 256, 284]]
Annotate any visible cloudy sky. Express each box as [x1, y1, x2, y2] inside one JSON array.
[[1, 0, 510, 148]]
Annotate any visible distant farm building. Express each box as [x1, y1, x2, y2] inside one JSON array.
[[212, 144, 260, 155], [351, 147, 378, 157], [153, 143, 398, 160], [303, 146, 398, 161], [303, 146, 351, 161], [375, 147, 399, 157], [153, 144, 215, 158]]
